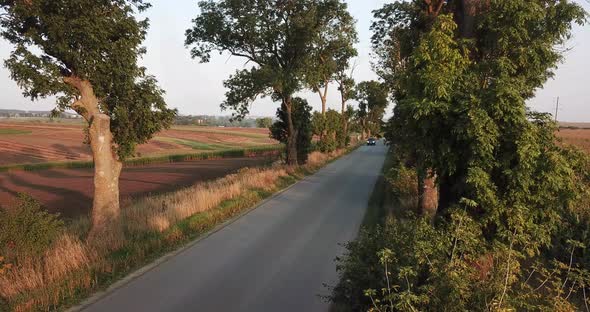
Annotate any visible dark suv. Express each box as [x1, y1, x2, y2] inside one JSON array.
[[367, 138, 377, 146]]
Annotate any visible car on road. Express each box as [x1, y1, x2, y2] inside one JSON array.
[[367, 138, 377, 146]]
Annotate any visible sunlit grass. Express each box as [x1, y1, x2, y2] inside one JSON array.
[[171, 126, 269, 139], [154, 137, 236, 151]]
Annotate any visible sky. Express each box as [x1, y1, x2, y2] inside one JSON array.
[[0, 0, 588, 121]]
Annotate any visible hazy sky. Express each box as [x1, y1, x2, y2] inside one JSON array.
[[0, 0, 588, 121]]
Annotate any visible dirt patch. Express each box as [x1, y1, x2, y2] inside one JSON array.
[[557, 129, 590, 154], [0, 156, 276, 219]]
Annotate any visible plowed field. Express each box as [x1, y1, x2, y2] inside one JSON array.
[[0, 121, 275, 166]]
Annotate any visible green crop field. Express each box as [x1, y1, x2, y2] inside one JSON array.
[[0, 128, 32, 135]]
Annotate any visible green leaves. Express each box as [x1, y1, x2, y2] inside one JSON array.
[[0, 0, 176, 159], [221, 67, 275, 120], [186, 0, 356, 163], [355, 80, 389, 136], [303, 0, 357, 95], [270, 98, 313, 164], [366, 0, 590, 310], [187, 0, 357, 112]]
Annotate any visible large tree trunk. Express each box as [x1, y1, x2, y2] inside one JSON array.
[[437, 174, 460, 216], [418, 168, 438, 216], [455, 0, 489, 38], [341, 93, 348, 146], [64, 76, 122, 238], [284, 96, 298, 165], [89, 114, 123, 238], [316, 84, 328, 142]]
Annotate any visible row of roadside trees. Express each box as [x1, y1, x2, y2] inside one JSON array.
[[186, 0, 390, 163], [331, 0, 590, 310], [0, 0, 389, 238]]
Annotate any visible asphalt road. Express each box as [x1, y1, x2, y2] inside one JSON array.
[[82, 143, 388, 312]]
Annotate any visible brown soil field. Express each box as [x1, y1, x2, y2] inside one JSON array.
[[0, 156, 275, 219], [0, 121, 275, 166], [557, 129, 590, 154], [559, 122, 590, 129]]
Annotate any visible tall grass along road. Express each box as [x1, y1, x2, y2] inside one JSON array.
[[80, 144, 387, 312]]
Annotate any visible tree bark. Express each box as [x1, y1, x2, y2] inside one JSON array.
[[284, 96, 298, 165], [455, 0, 489, 38], [320, 94, 327, 115], [64, 76, 122, 238], [316, 84, 329, 142], [341, 89, 348, 146], [418, 168, 439, 216], [89, 114, 123, 237]]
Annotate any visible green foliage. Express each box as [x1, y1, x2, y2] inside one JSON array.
[[384, 158, 419, 212], [186, 0, 356, 164], [334, 0, 590, 310], [255, 117, 274, 129], [270, 98, 313, 164], [304, 0, 357, 99], [0, 0, 177, 159], [186, 0, 354, 117], [0, 194, 64, 258], [334, 211, 590, 311], [355, 80, 388, 137], [311, 109, 344, 152]]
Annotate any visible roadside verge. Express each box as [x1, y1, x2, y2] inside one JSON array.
[[0, 144, 360, 312]]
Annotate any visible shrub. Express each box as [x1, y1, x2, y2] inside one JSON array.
[[312, 109, 345, 153], [270, 97, 313, 165], [318, 136, 338, 153], [386, 165, 418, 209], [0, 194, 64, 258], [333, 209, 590, 311]]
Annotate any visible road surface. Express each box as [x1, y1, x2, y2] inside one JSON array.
[[82, 144, 388, 312]]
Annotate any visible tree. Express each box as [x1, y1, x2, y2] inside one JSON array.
[[341, 104, 356, 146], [368, 1, 589, 308], [304, 0, 357, 115], [186, 0, 342, 165], [355, 81, 388, 139], [332, 1, 588, 308], [0, 0, 176, 237], [311, 109, 343, 152], [335, 70, 356, 147], [270, 98, 312, 165], [255, 117, 274, 129]]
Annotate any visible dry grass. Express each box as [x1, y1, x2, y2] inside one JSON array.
[[0, 234, 92, 310], [0, 145, 357, 311], [125, 166, 289, 232], [558, 129, 590, 154]]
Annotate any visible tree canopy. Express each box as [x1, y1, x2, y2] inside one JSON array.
[[186, 0, 354, 164], [303, 0, 357, 114], [0, 0, 176, 159], [0, 0, 177, 235], [255, 117, 274, 129], [336, 0, 590, 310], [270, 97, 313, 165], [355, 80, 389, 138]]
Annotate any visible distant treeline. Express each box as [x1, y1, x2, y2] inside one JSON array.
[[0, 109, 80, 119], [174, 115, 272, 128]]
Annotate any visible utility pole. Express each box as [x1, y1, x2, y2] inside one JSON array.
[[554, 97, 560, 122]]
